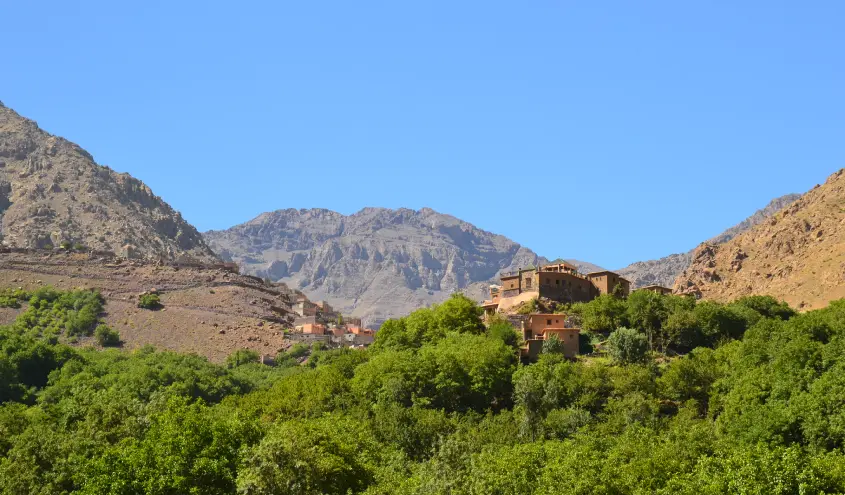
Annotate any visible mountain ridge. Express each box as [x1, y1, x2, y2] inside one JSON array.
[[617, 193, 802, 288], [0, 103, 217, 261], [674, 169, 845, 309], [204, 206, 603, 324]]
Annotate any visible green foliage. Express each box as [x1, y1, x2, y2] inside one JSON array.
[[226, 348, 260, 368], [137, 293, 161, 310], [541, 334, 565, 355], [0, 289, 28, 309], [237, 415, 380, 494], [573, 294, 628, 333], [94, 324, 120, 347], [12, 287, 103, 338], [371, 293, 485, 352], [607, 327, 649, 364], [487, 319, 521, 348], [1, 285, 845, 494], [516, 297, 539, 315]]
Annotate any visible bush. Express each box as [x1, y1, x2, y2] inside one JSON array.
[[60, 241, 72, 250], [94, 325, 120, 347], [226, 349, 260, 368], [607, 327, 649, 364], [542, 334, 566, 355], [138, 293, 161, 310], [0, 289, 29, 309]]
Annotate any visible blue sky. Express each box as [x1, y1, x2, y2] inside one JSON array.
[[2, 1, 843, 268]]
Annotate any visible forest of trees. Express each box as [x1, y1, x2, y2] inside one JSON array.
[[1, 287, 845, 494]]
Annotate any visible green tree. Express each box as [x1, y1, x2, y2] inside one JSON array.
[[94, 324, 120, 347], [607, 327, 649, 364], [226, 348, 260, 368], [236, 415, 379, 495], [626, 290, 667, 351], [574, 295, 628, 333], [542, 334, 565, 355]]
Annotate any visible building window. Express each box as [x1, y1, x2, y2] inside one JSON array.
[[547, 319, 552, 325], [555, 280, 560, 285], [525, 278, 532, 288]]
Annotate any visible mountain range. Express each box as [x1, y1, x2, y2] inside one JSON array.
[[204, 192, 804, 324], [204, 207, 588, 325], [3, 102, 839, 324]]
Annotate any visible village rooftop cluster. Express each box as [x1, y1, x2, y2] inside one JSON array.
[[480, 261, 672, 360]]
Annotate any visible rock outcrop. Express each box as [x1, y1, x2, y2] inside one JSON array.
[[205, 207, 597, 324], [674, 169, 845, 309], [618, 193, 802, 288], [0, 102, 217, 262]]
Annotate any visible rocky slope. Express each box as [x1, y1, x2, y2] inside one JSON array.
[[205, 208, 597, 324], [674, 169, 845, 309], [618, 193, 802, 288], [0, 102, 216, 261]]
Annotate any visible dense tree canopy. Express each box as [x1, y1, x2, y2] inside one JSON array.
[[1, 287, 845, 493]]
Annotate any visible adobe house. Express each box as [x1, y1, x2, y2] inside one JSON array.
[[293, 300, 318, 317], [636, 285, 673, 295], [297, 323, 326, 335], [586, 271, 631, 297], [520, 313, 580, 360]]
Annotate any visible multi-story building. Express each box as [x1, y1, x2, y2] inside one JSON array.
[[483, 262, 629, 314], [586, 270, 631, 297], [520, 313, 580, 361]]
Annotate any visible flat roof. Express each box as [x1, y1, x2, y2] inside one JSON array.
[[639, 284, 672, 290]]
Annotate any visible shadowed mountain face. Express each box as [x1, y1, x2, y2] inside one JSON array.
[[674, 169, 845, 310], [204, 207, 598, 324], [0, 102, 216, 261], [617, 193, 802, 288]]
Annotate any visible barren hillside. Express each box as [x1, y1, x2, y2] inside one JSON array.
[[0, 250, 296, 361], [618, 193, 801, 288], [674, 169, 845, 309]]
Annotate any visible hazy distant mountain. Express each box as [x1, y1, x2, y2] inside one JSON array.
[[0, 102, 216, 261], [675, 169, 844, 310], [204, 207, 597, 324], [617, 193, 802, 288]]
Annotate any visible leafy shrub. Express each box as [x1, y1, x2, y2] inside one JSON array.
[[137, 293, 161, 310], [13, 287, 104, 337], [94, 325, 120, 347], [0, 289, 29, 308], [517, 298, 540, 315], [607, 327, 649, 364], [226, 349, 260, 368], [542, 334, 566, 355]]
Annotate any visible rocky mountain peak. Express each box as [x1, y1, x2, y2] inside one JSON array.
[[0, 103, 217, 261], [204, 207, 566, 324]]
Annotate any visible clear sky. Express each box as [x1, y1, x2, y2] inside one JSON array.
[[2, 1, 843, 268]]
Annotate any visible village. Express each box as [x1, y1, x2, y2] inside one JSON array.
[[479, 261, 673, 361]]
